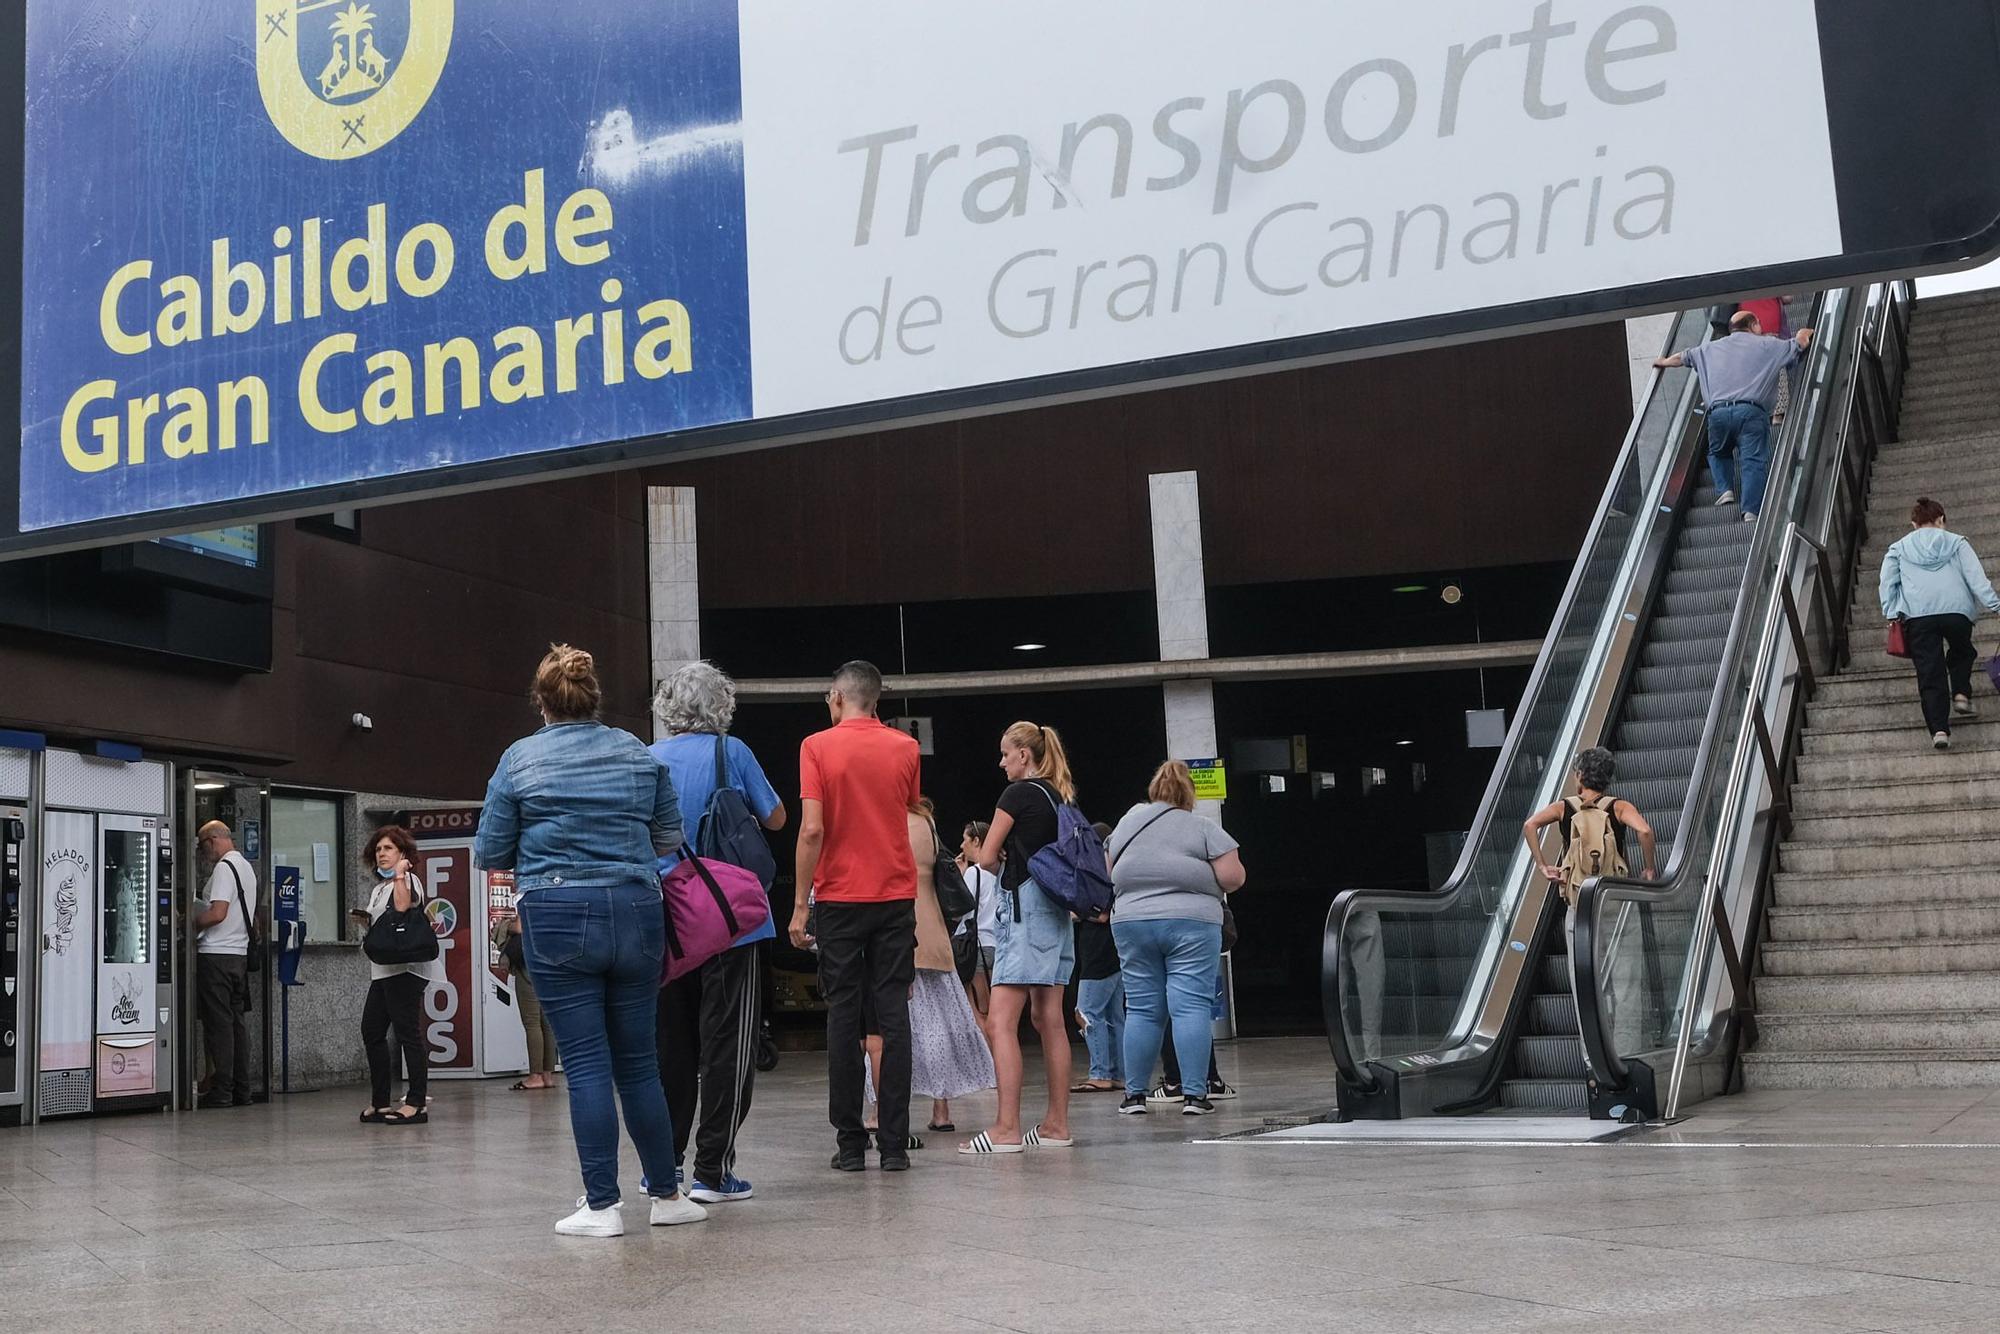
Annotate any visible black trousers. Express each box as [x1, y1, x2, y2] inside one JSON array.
[[658, 944, 760, 1182], [1905, 613, 1978, 735], [816, 900, 916, 1156], [362, 973, 429, 1108], [197, 953, 251, 1102], [1160, 1039, 1221, 1092]]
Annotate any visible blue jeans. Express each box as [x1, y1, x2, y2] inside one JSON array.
[[1077, 973, 1125, 1082], [1707, 402, 1772, 516], [1112, 918, 1221, 1098], [520, 882, 678, 1208]]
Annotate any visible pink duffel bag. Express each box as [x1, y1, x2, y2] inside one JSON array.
[[660, 850, 770, 984]]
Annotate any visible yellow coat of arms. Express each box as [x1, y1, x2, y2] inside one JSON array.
[[257, 1, 454, 161]]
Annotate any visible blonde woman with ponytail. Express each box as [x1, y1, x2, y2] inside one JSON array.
[[959, 721, 1078, 1154]]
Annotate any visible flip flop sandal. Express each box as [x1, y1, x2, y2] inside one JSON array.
[[510, 1080, 554, 1091], [928, 1122, 956, 1133], [873, 1131, 924, 1151], [381, 1109, 430, 1126], [1070, 1081, 1118, 1093], [1024, 1125, 1074, 1149], [359, 1109, 387, 1124], [957, 1132, 1024, 1155]]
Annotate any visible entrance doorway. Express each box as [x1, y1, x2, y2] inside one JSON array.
[[181, 773, 272, 1110]]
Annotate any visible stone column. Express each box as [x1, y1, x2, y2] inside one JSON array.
[[647, 486, 701, 742], [1148, 471, 1234, 1041]]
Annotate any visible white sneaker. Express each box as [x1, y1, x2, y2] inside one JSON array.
[[1742, 512, 1758, 524], [556, 1197, 624, 1238], [1953, 695, 1977, 719], [1713, 490, 1736, 507], [1934, 732, 1953, 752], [649, 1193, 709, 1227]]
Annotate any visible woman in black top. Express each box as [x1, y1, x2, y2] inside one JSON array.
[[958, 721, 1078, 1154], [1072, 823, 1124, 1093]]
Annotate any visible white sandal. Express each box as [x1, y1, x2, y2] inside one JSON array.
[[958, 1131, 1024, 1155], [1024, 1125, 1074, 1149]]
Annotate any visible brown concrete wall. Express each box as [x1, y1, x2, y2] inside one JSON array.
[[645, 322, 1633, 608]]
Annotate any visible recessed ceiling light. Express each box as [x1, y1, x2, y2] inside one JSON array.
[[1395, 740, 1416, 747], [1013, 643, 1047, 652], [194, 781, 226, 790]]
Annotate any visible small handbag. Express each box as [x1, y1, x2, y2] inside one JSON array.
[[1887, 619, 1911, 659]]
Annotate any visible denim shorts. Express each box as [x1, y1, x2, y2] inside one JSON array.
[[991, 879, 1076, 986]]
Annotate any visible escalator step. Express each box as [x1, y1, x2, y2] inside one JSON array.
[[1640, 636, 1728, 670], [1664, 564, 1746, 596], [1623, 689, 1710, 723], [1648, 612, 1735, 643], [1538, 954, 1571, 993], [1517, 1035, 1591, 1079], [1499, 1078, 1591, 1112], [1528, 993, 1577, 1035]]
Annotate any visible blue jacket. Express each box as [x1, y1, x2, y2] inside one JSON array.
[[474, 721, 682, 894], [1881, 527, 2000, 623]]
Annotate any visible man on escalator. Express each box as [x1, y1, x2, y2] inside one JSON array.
[[1653, 309, 1815, 525], [1523, 748, 1657, 1051]]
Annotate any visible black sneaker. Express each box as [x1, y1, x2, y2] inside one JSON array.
[[196, 1094, 236, 1110], [879, 1153, 911, 1172], [1207, 1079, 1238, 1101], [1118, 1094, 1148, 1115], [830, 1150, 867, 1172], [1144, 1083, 1183, 1105], [1182, 1096, 1215, 1116]]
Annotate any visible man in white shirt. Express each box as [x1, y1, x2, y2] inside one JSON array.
[[194, 821, 257, 1108]]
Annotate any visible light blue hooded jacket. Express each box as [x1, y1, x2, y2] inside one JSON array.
[[1880, 527, 2000, 622]]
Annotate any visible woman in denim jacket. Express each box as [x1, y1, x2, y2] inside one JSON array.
[[475, 644, 706, 1237]]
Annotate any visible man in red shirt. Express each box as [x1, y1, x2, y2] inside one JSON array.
[[789, 660, 922, 1172]]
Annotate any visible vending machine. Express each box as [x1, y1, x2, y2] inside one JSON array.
[[36, 751, 174, 1116]]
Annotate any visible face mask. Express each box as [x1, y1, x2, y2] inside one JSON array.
[[376, 866, 396, 879]]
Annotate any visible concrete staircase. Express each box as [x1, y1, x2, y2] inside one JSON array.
[[1745, 289, 2000, 1090]]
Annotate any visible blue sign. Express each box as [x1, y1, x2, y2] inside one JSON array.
[[273, 865, 302, 924], [20, 0, 750, 531]]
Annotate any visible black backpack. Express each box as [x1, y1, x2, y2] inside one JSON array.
[[697, 734, 777, 890]]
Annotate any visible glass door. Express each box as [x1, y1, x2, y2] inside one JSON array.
[[181, 774, 272, 1110]]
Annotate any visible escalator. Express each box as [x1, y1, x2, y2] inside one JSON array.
[[1323, 282, 1913, 1122]]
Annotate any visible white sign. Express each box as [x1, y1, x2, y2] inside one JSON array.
[[741, 0, 1839, 417]]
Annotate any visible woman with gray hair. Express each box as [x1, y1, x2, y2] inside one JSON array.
[[648, 660, 787, 1203]]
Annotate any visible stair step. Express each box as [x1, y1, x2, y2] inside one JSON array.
[[1801, 722, 2000, 758], [1777, 833, 2000, 875], [1792, 774, 2000, 816], [1741, 1049, 2000, 1089], [1787, 802, 2000, 842], [1762, 936, 2000, 975], [1808, 671, 1996, 711], [1756, 1009, 2000, 1053], [1773, 870, 2000, 909], [1766, 900, 2000, 944], [1757, 969, 2000, 1013], [1795, 745, 2000, 785], [1805, 698, 2000, 735]]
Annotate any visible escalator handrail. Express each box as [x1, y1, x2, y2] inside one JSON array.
[[1570, 283, 1898, 1093], [1321, 309, 1714, 1093]]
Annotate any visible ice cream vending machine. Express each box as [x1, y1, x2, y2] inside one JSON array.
[[37, 753, 174, 1117]]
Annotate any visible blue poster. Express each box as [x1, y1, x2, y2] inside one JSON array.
[[20, 0, 751, 530]]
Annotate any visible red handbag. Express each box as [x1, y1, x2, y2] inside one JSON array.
[[1887, 619, 1911, 659]]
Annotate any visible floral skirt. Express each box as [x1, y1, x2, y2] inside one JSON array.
[[866, 968, 995, 1102]]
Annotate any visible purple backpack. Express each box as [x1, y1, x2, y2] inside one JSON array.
[[1027, 786, 1115, 919], [660, 850, 769, 985]]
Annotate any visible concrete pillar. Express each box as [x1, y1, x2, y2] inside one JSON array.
[[1148, 471, 1234, 1040], [647, 486, 700, 742]]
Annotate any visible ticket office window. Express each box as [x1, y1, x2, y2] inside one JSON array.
[[270, 794, 346, 943]]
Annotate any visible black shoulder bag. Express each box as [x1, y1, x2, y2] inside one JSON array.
[[220, 857, 265, 973], [363, 879, 441, 966]]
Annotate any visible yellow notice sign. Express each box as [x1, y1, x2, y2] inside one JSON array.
[[1187, 759, 1227, 801]]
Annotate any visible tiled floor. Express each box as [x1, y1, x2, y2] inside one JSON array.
[[5, 1039, 2000, 1332]]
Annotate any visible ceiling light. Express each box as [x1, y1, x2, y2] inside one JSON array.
[[1392, 584, 1427, 594], [194, 781, 226, 791], [1013, 643, 1047, 652], [1395, 740, 1415, 747]]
